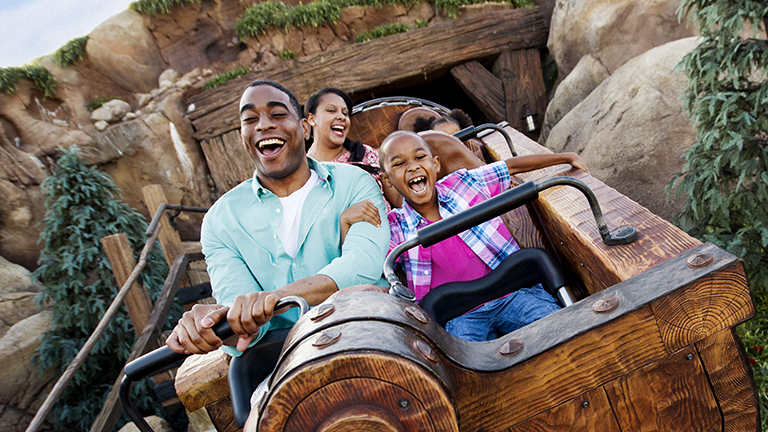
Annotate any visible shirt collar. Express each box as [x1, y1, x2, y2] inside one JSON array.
[[251, 157, 331, 199]]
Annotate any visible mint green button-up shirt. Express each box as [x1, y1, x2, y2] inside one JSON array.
[[201, 158, 389, 356]]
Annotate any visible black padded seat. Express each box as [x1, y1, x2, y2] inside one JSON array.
[[419, 247, 569, 327], [228, 327, 291, 428]]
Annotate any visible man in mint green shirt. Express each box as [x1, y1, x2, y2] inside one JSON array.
[[166, 80, 389, 357]]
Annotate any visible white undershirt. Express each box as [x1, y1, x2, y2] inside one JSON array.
[[277, 170, 321, 258]]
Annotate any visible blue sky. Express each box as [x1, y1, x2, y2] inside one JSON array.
[[0, 0, 135, 67]]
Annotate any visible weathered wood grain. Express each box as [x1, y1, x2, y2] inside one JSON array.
[[507, 387, 621, 432], [482, 126, 702, 294], [142, 185, 186, 270], [697, 329, 760, 431], [498, 49, 547, 137], [450, 61, 506, 123], [605, 347, 721, 431], [653, 262, 753, 352], [262, 352, 457, 431], [175, 350, 231, 412], [348, 104, 410, 147], [199, 129, 254, 195], [206, 396, 238, 432], [101, 233, 153, 335], [187, 7, 548, 140]]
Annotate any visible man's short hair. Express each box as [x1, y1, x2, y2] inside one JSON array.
[[246, 80, 303, 119]]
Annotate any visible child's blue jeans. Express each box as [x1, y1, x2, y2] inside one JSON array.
[[444, 286, 560, 341]]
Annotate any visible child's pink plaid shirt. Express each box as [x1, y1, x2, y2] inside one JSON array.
[[387, 161, 520, 301]]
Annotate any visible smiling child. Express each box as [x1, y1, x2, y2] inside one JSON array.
[[378, 130, 588, 341]]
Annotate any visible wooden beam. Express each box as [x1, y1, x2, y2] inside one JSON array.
[[142, 185, 185, 269], [101, 233, 153, 335], [498, 48, 547, 138], [186, 6, 548, 141], [450, 61, 506, 123], [89, 252, 202, 432]]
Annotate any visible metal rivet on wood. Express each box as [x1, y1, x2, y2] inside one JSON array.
[[206, 127, 213, 133], [405, 306, 429, 324], [312, 328, 341, 348], [687, 252, 714, 268], [686, 353, 694, 360], [582, 401, 589, 408], [592, 297, 620, 314], [413, 339, 438, 363], [399, 399, 410, 409], [309, 303, 335, 322], [499, 339, 524, 356]]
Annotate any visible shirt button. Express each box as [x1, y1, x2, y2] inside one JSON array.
[[424, 270, 429, 275], [276, 208, 281, 213]]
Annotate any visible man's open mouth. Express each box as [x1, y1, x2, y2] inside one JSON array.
[[408, 175, 428, 194], [257, 138, 285, 156]]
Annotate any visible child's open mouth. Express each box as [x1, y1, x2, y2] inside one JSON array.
[[331, 124, 345, 137], [257, 138, 285, 157], [408, 175, 428, 194]]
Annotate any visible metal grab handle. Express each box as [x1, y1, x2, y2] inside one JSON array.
[[385, 177, 637, 296], [453, 123, 517, 156], [120, 296, 309, 432]]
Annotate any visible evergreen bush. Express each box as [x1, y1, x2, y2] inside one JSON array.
[[32, 146, 181, 431], [202, 66, 251, 91], [672, 1, 768, 427], [53, 36, 89, 67], [354, 22, 410, 43]]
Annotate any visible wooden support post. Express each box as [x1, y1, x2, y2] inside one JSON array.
[[450, 61, 506, 123], [497, 49, 548, 140], [101, 233, 153, 335], [142, 185, 185, 269]]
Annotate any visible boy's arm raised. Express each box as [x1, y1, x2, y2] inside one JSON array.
[[505, 152, 589, 176]]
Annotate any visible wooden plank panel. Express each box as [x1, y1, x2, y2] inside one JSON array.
[[206, 396, 239, 432], [451, 306, 668, 431], [605, 347, 721, 432], [508, 387, 621, 432], [499, 48, 547, 138], [481, 126, 702, 294], [199, 130, 254, 195], [175, 350, 231, 412], [696, 329, 760, 431], [450, 61, 506, 123], [187, 7, 548, 140], [348, 104, 410, 148], [653, 262, 753, 352]]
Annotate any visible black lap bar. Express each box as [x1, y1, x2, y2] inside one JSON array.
[[420, 247, 569, 327]]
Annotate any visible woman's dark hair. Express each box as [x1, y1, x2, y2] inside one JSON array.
[[304, 87, 366, 162], [412, 115, 436, 133], [431, 108, 473, 130]]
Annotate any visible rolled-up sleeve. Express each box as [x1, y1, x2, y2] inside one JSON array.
[[317, 172, 390, 289]]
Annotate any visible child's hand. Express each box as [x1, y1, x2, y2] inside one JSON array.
[[340, 200, 381, 244], [568, 153, 589, 174]]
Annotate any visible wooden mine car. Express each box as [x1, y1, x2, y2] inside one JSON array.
[[120, 98, 759, 432]]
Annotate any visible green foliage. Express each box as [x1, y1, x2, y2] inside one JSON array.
[[354, 22, 409, 43], [53, 36, 89, 67], [32, 147, 181, 431], [672, 1, 768, 427], [415, 18, 428, 29], [279, 49, 298, 60], [202, 67, 251, 91], [87, 96, 118, 111], [234, 0, 526, 38], [130, 0, 200, 15], [0, 65, 56, 98]]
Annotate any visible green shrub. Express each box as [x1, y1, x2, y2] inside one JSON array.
[[32, 146, 181, 431], [354, 22, 409, 43], [671, 0, 768, 427], [0, 65, 56, 98], [130, 0, 200, 15], [279, 50, 298, 60], [53, 36, 89, 67], [415, 18, 428, 29], [433, 0, 528, 18], [202, 67, 251, 91]]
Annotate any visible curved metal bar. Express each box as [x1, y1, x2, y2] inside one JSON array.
[[119, 296, 309, 432], [383, 177, 638, 295], [453, 123, 517, 156], [351, 96, 451, 116], [145, 204, 209, 237]]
